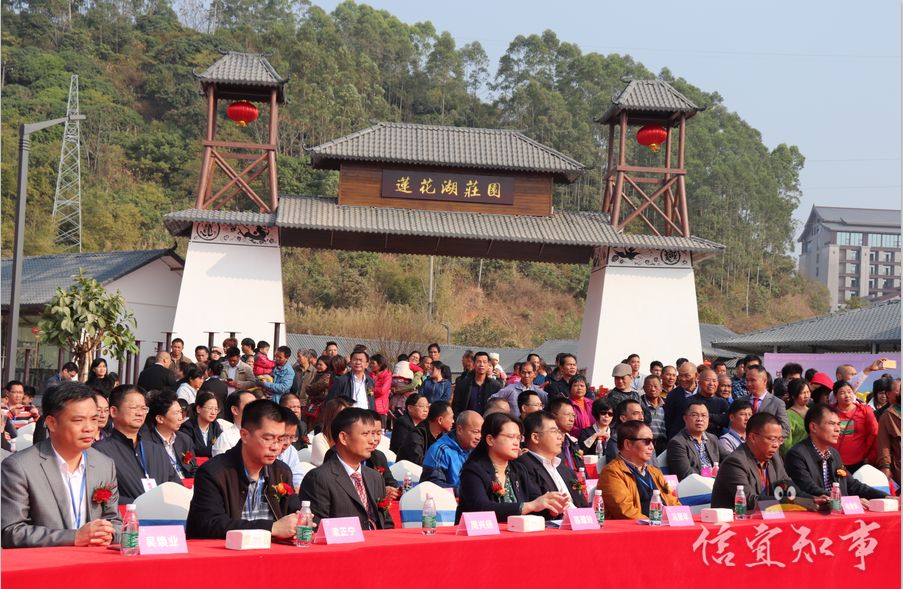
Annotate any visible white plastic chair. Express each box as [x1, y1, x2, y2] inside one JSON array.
[[398, 481, 457, 528], [852, 464, 892, 494], [15, 422, 36, 451], [676, 474, 714, 514], [390, 460, 422, 484], [297, 446, 312, 463], [377, 435, 390, 452], [382, 448, 396, 464], [299, 461, 316, 476], [655, 450, 668, 469], [134, 481, 194, 525]]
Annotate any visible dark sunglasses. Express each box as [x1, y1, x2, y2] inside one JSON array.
[[598, 410, 614, 416], [627, 437, 654, 446]]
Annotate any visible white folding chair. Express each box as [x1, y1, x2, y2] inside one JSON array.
[[134, 481, 194, 526], [390, 460, 422, 485], [398, 481, 457, 528]]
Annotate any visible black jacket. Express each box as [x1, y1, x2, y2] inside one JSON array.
[[451, 373, 502, 416], [179, 417, 223, 458], [389, 414, 418, 455], [93, 429, 181, 504], [397, 422, 439, 466], [299, 452, 391, 530], [186, 442, 299, 539], [326, 372, 376, 410], [785, 440, 885, 500], [517, 451, 589, 512], [455, 454, 541, 523], [145, 427, 200, 478], [137, 364, 177, 393]]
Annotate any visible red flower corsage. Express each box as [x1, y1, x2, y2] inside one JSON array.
[[181, 450, 194, 464], [273, 482, 294, 496], [377, 497, 392, 512], [571, 480, 587, 496], [374, 466, 386, 475], [92, 486, 113, 504], [491, 481, 505, 498], [836, 468, 848, 478]]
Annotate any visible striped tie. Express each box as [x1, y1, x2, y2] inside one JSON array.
[[350, 472, 376, 530]]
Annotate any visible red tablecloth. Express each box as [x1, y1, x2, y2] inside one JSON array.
[[2, 512, 898, 588]]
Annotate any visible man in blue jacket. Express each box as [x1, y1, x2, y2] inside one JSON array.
[[422, 410, 483, 493]]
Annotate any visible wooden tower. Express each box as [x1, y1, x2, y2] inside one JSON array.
[[598, 79, 703, 237], [194, 52, 286, 212]]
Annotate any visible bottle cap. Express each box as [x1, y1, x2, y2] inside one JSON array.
[[301, 500, 311, 507], [736, 485, 744, 491], [594, 489, 602, 496], [126, 504, 137, 511]]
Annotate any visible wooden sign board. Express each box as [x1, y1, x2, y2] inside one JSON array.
[[381, 170, 515, 205]]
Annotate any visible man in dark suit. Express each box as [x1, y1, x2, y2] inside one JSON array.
[[518, 411, 589, 512], [711, 412, 791, 511], [451, 352, 502, 416], [1, 382, 121, 548], [667, 401, 723, 480], [327, 349, 375, 410], [389, 394, 428, 455], [186, 400, 300, 540], [548, 397, 584, 472], [199, 360, 229, 419], [742, 365, 791, 438], [664, 362, 698, 440], [94, 386, 181, 504], [397, 401, 453, 466], [786, 403, 888, 503], [136, 351, 177, 392], [299, 408, 390, 530]]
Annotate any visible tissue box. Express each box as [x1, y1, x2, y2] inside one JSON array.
[[225, 529, 272, 550], [868, 498, 899, 512], [507, 515, 545, 533], [700, 508, 734, 523]]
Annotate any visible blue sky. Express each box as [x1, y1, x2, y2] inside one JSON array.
[[316, 0, 902, 244]]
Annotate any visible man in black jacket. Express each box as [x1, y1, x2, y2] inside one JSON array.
[[398, 401, 453, 465], [186, 400, 300, 539], [518, 411, 588, 513], [451, 351, 502, 416], [327, 349, 375, 410], [136, 352, 177, 393], [785, 403, 888, 504]]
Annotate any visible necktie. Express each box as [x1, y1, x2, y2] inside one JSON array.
[[350, 472, 376, 530], [752, 397, 760, 413], [757, 463, 768, 491]]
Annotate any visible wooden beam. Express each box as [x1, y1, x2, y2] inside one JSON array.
[[268, 89, 279, 211], [210, 151, 270, 212], [622, 175, 683, 235], [205, 152, 268, 208], [618, 192, 660, 234], [212, 159, 271, 208], [203, 140, 277, 151], [615, 165, 687, 175]]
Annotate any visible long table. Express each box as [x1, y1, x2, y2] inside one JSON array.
[[2, 512, 898, 587]]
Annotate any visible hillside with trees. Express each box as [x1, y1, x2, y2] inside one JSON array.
[[1, 0, 830, 347]]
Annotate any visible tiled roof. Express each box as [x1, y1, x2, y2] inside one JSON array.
[[163, 209, 276, 237], [597, 79, 702, 124], [713, 300, 901, 353], [699, 323, 739, 358], [196, 52, 286, 87], [1, 249, 181, 308], [272, 196, 723, 252], [309, 122, 588, 182], [813, 206, 900, 229]]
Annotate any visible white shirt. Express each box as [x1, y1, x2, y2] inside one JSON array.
[[176, 382, 197, 405], [278, 444, 304, 489], [212, 423, 241, 456], [351, 373, 369, 410], [156, 428, 184, 479], [528, 450, 573, 509], [52, 446, 88, 530]]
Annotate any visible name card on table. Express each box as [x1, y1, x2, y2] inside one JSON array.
[[560, 507, 600, 531], [139, 525, 188, 555], [456, 512, 500, 536], [841, 496, 865, 515], [314, 517, 365, 544], [663, 506, 695, 527], [663, 475, 679, 496], [756, 500, 786, 520]]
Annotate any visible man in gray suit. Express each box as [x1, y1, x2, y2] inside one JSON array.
[[742, 365, 790, 438], [711, 412, 792, 511], [667, 400, 723, 480], [2, 382, 121, 548]]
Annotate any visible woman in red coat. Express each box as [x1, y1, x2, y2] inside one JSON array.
[[368, 353, 392, 426], [832, 380, 879, 472]]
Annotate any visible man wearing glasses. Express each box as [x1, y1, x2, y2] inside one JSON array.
[[518, 411, 588, 512], [711, 412, 791, 511], [667, 401, 723, 481], [187, 400, 300, 539], [599, 420, 680, 519], [94, 386, 180, 504], [422, 410, 483, 493]]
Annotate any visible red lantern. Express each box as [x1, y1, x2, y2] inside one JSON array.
[[226, 101, 259, 127], [636, 125, 668, 153]]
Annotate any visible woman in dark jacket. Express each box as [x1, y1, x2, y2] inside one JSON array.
[[302, 355, 332, 429], [179, 391, 223, 457], [455, 412, 569, 523], [85, 357, 116, 396]]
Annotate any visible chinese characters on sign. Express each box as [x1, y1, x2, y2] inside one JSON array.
[[381, 171, 515, 205], [692, 520, 880, 571]]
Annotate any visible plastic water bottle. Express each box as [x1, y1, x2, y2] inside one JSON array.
[[734, 485, 748, 520], [421, 494, 437, 535], [577, 467, 588, 500], [403, 471, 413, 493], [592, 489, 605, 527], [295, 501, 314, 547], [649, 490, 663, 526], [830, 482, 842, 513], [712, 462, 719, 477], [121, 504, 140, 556], [595, 438, 605, 468]]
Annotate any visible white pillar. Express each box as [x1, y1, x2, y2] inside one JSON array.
[[171, 222, 284, 351], [578, 246, 703, 387]]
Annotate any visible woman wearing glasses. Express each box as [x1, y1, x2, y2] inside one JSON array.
[[455, 412, 570, 523], [599, 420, 680, 519], [578, 397, 614, 457]]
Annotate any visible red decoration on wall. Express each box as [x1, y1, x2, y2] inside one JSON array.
[[636, 125, 668, 152], [226, 101, 259, 127]]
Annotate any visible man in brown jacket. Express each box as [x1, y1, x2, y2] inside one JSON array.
[[599, 420, 680, 519], [877, 379, 901, 486]]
